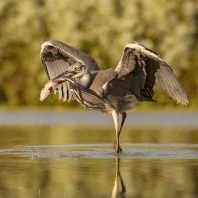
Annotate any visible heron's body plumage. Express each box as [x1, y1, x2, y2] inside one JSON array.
[[40, 40, 189, 154]]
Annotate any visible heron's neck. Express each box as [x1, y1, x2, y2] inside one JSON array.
[[76, 72, 91, 89]]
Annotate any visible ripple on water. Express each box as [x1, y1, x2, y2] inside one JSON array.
[[0, 144, 198, 159]]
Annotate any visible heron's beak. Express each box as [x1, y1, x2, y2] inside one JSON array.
[[54, 70, 77, 79]]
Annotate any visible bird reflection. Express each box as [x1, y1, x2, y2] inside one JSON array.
[[111, 158, 126, 198]]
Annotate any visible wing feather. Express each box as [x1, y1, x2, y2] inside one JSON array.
[[40, 40, 99, 102], [62, 83, 67, 101], [114, 41, 188, 105]]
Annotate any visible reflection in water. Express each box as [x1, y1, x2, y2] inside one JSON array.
[[0, 150, 198, 197], [1, 125, 198, 146], [0, 126, 198, 197], [111, 158, 126, 198]]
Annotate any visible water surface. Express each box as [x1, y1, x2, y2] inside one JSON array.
[[1, 110, 198, 127], [0, 125, 198, 197]]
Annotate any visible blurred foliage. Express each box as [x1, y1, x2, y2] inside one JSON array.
[[0, 0, 198, 109]]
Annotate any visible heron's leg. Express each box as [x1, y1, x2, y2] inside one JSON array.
[[114, 112, 127, 152], [118, 112, 127, 138], [112, 110, 120, 154]]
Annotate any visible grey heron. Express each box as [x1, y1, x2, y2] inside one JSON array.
[[40, 40, 188, 154]]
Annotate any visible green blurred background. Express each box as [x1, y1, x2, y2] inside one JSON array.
[[0, 0, 198, 110]]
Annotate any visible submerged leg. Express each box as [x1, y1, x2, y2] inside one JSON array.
[[113, 112, 127, 153]]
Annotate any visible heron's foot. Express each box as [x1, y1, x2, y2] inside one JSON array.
[[114, 142, 122, 154]]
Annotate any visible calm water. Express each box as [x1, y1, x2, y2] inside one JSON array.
[[1, 110, 198, 127], [0, 111, 198, 197]]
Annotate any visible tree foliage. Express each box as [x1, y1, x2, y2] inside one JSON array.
[[0, 0, 198, 109]]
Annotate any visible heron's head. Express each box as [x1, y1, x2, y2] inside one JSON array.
[[62, 62, 89, 79]]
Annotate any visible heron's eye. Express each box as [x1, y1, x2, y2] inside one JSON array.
[[76, 67, 80, 71]]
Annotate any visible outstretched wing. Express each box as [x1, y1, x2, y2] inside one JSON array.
[[40, 40, 99, 101], [114, 41, 188, 105]]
